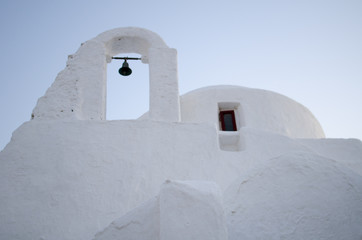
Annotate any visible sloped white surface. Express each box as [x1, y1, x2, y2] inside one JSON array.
[[225, 152, 362, 240]]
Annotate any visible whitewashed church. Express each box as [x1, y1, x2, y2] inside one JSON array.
[[0, 27, 361, 240]]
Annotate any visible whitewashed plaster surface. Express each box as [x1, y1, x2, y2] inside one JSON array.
[[225, 151, 362, 240], [0, 27, 362, 240], [1, 118, 361, 240]]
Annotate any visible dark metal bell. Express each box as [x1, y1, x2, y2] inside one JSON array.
[[118, 60, 132, 76]]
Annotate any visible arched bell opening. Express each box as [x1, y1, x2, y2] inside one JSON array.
[[106, 53, 149, 120]]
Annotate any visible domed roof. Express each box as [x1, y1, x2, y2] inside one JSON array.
[[180, 85, 325, 139]]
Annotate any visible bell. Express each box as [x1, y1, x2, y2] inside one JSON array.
[[118, 60, 132, 76]]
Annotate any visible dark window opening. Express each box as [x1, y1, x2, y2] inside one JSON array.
[[219, 110, 237, 131]]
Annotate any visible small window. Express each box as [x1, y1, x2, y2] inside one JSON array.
[[219, 110, 237, 131]]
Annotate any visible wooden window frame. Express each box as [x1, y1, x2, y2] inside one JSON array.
[[219, 110, 237, 131]]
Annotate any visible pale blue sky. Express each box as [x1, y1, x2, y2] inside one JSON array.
[[1, 0, 361, 150]]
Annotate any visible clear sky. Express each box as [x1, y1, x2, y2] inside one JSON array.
[[0, 0, 361, 150]]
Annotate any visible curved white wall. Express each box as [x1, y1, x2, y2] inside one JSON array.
[[180, 85, 325, 138]]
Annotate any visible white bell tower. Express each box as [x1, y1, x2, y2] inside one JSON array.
[[32, 27, 180, 122]]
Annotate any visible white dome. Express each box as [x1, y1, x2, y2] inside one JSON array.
[[180, 85, 325, 138]]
